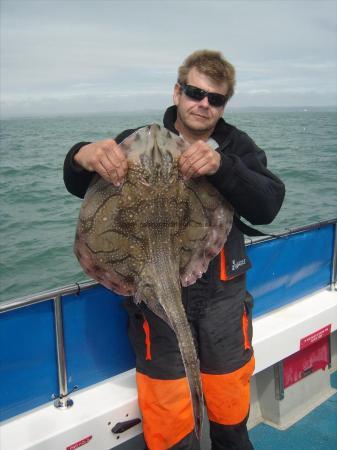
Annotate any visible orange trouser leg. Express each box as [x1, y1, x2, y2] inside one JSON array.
[[201, 356, 255, 426], [136, 371, 195, 450]]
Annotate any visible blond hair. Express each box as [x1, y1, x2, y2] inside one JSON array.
[[178, 50, 236, 101]]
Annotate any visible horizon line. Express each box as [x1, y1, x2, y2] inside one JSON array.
[[1, 105, 337, 120]]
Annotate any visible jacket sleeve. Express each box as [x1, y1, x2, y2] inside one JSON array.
[[207, 130, 285, 225], [63, 142, 95, 198], [63, 129, 136, 199]]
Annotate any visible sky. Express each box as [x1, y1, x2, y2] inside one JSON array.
[[1, 0, 337, 117]]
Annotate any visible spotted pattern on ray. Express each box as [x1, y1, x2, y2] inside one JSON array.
[[74, 124, 233, 437]]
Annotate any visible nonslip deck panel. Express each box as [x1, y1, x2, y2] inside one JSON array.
[[249, 370, 337, 450]]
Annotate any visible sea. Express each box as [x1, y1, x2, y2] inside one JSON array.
[[1, 109, 336, 302]]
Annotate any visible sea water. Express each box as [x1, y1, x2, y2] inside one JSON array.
[[0, 109, 336, 301]]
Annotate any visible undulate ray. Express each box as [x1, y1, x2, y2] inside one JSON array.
[[74, 124, 234, 437]]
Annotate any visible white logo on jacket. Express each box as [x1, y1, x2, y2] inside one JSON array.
[[232, 258, 246, 271]]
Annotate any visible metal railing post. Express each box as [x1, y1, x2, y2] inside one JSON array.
[[53, 294, 73, 409], [274, 362, 285, 401]]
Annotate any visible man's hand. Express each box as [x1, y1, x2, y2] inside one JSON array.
[[74, 139, 128, 186], [179, 140, 221, 180]]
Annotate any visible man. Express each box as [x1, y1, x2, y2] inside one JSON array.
[[64, 50, 285, 450]]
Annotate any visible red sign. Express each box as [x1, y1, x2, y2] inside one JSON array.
[[66, 436, 93, 450], [284, 335, 330, 388], [300, 324, 331, 350]]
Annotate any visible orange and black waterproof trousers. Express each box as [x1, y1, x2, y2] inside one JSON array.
[[123, 273, 255, 450]]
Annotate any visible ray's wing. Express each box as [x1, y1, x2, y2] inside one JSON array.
[[179, 177, 234, 287]]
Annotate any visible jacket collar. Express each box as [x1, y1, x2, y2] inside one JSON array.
[[162, 105, 231, 146]]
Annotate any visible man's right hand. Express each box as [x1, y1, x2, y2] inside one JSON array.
[[74, 139, 128, 186]]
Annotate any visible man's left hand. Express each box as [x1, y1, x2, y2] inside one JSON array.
[[179, 140, 221, 180]]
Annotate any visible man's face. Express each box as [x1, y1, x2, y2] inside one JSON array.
[[173, 67, 227, 138]]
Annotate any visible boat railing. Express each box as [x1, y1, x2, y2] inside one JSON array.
[[0, 218, 336, 414], [1, 218, 336, 315], [0, 280, 98, 410], [0, 279, 98, 314]]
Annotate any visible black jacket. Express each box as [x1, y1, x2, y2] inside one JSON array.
[[63, 106, 285, 286]]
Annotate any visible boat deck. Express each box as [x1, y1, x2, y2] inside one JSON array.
[[249, 370, 337, 450]]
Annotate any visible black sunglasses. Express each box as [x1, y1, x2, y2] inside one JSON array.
[[179, 82, 227, 107]]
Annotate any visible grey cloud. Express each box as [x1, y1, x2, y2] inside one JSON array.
[[1, 0, 336, 117]]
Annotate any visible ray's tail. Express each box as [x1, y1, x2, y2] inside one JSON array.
[[171, 310, 204, 438], [138, 244, 204, 438]]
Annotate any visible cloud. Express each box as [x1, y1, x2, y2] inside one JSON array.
[[1, 0, 336, 116]]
